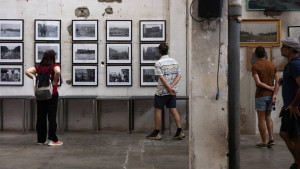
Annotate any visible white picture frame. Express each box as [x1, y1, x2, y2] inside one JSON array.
[[106, 20, 132, 42], [72, 20, 98, 41], [72, 43, 98, 64], [106, 43, 132, 64], [0, 65, 23, 86], [72, 65, 98, 86], [106, 65, 132, 86], [140, 65, 158, 87], [35, 42, 61, 63], [35, 20, 61, 41], [0, 42, 23, 63], [0, 19, 23, 41]]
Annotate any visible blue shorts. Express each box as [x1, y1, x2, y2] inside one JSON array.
[[154, 95, 176, 109], [255, 96, 272, 111]]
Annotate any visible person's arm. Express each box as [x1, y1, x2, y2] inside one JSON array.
[[287, 76, 300, 119], [158, 75, 176, 95], [253, 74, 275, 91], [52, 65, 60, 86], [272, 72, 280, 103], [170, 74, 181, 88], [25, 67, 36, 79]]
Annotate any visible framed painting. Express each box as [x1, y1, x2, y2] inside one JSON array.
[[140, 65, 158, 87], [35, 42, 61, 63], [140, 43, 160, 64], [35, 20, 61, 41], [72, 43, 98, 64], [0, 19, 23, 41], [106, 65, 132, 86], [106, 43, 132, 64], [72, 65, 98, 86], [106, 20, 132, 42], [288, 26, 300, 39], [241, 19, 281, 46], [140, 20, 166, 42], [247, 0, 300, 11], [247, 46, 272, 71], [0, 64, 23, 86], [0, 42, 23, 63], [72, 20, 98, 41]]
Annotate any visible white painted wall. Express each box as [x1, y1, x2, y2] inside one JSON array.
[[0, 0, 187, 131]]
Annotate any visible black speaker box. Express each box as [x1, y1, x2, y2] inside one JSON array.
[[198, 0, 223, 18]]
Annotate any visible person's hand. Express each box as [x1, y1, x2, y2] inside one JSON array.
[[287, 104, 300, 119], [272, 95, 277, 103], [167, 85, 176, 95], [279, 78, 283, 86], [270, 86, 275, 91]]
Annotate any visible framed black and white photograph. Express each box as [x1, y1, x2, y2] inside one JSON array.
[[72, 65, 98, 86], [247, 0, 300, 11], [0, 19, 23, 41], [106, 20, 132, 42], [0, 42, 23, 63], [35, 42, 61, 63], [288, 26, 300, 39], [240, 19, 281, 46], [140, 20, 166, 42], [106, 43, 132, 64], [0, 65, 23, 86], [35, 20, 61, 41], [106, 65, 132, 86], [72, 43, 98, 64], [140, 65, 158, 87], [140, 43, 160, 64], [72, 20, 98, 41]]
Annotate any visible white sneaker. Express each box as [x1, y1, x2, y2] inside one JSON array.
[[37, 141, 47, 145], [48, 140, 63, 146]]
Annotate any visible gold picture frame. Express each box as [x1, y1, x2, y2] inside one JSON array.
[[241, 19, 281, 47], [247, 46, 272, 71]]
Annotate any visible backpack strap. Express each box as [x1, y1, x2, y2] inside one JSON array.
[[46, 64, 53, 74]]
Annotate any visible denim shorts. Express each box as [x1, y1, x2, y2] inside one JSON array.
[[255, 96, 272, 111]]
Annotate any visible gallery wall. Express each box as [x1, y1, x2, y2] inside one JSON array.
[[0, 0, 187, 131], [0, 0, 187, 97]]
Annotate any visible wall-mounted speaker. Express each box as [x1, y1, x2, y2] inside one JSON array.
[[198, 0, 223, 18]]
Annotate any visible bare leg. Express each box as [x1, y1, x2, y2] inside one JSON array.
[[169, 108, 181, 128], [265, 110, 274, 141], [155, 108, 162, 130], [257, 110, 267, 144], [280, 131, 296, 162]]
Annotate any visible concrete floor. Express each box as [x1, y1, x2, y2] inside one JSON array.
[[0, 131, 296, 169]]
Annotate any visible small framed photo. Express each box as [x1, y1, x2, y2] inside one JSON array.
[[288, 26, 300, 39], [0, 19, 23, 41], [140, 65, 158, 87], [140, 43, 160, 64], [0, 65, 23, 86], [106, 43, 132, 64], [35, 20, 61, 41], [72, 20, 98, 41], [247, 46, 272, 71], [106, 65, 132, 86], [35, 42, 61, 63], [240, 19, 281, 46], [0, 42, 23, 63], [72, 43, 98, 64], [140, 20, 166, 42], [106, 20, 132, 42], [72, 65, 98, 86]]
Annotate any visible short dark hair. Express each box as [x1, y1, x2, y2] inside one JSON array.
[[255, 46, 266, 58], [158, 43, 168, 55], [40, 50, 56, 66]]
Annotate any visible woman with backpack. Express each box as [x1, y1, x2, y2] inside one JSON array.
[[25, 50, 63, 146]]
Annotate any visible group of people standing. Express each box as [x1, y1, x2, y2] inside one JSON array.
[[252, 37, 300, 169]]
